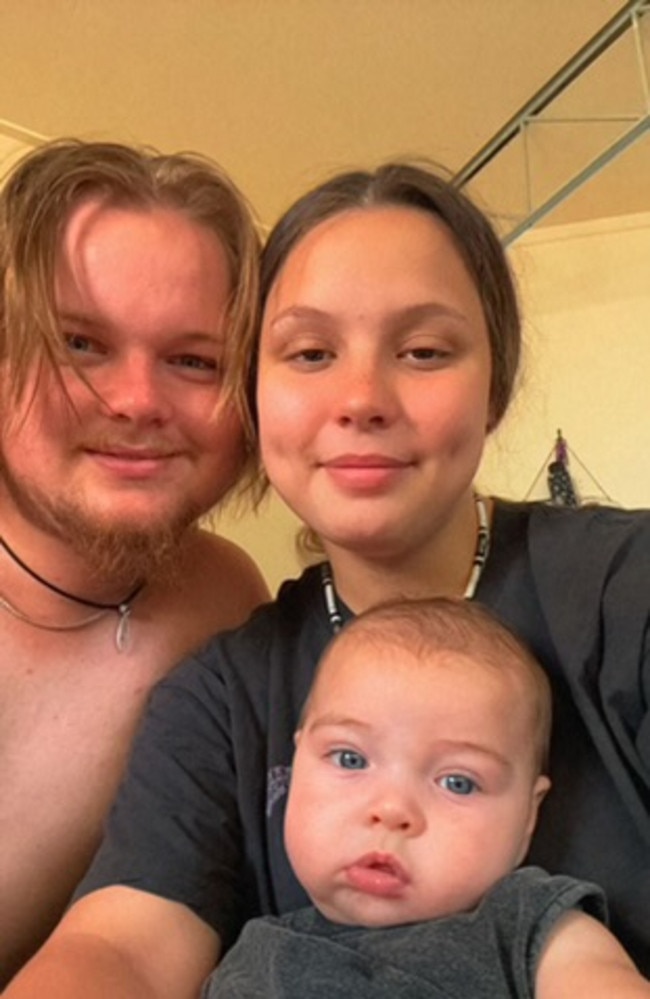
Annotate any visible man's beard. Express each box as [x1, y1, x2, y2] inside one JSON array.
[[71, 516, 196, 587], [0, 465, 201, 588]]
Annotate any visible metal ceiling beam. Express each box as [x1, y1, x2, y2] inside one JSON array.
[[454, 0, 650, 244]]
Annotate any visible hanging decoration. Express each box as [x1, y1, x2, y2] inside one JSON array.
[[523, 429, 616, 507], [547, 430, 579, 507]]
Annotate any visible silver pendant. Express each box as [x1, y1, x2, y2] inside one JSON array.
[[115, 604, 131, 652]]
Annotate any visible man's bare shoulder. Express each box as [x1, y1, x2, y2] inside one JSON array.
[[193, 529, 268, 591], [159, 529, 270, 651]]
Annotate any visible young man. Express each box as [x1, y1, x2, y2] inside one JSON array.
[[0, 139, 268, 984], [206, 599, 650, 998]]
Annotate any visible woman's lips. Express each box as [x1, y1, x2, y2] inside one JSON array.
[[322, 454, 412, 492]]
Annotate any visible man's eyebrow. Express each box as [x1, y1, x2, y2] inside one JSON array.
[[56, 310, 99, 327], [56, 311, 225, 343]]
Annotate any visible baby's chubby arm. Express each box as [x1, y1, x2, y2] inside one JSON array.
[[536, 909, 650, 999]]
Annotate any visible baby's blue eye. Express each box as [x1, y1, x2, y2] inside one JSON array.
[[440, 774, 477, 795], [331, 749, 367, 770]]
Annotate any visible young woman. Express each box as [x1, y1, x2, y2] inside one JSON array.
[[6, 164, 649, 998]]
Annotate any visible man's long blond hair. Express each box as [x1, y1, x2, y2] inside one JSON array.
[[0, 138, 262, 492]]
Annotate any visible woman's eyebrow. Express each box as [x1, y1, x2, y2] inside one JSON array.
[[389, 301, 471, 326], [267, 305, 334, 331], [268, 301, 470, 332]]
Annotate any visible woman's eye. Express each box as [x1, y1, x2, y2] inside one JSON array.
[[439, 774, 477, 795], [401, 346, 449, 364], [290, 348, 332, 366], [330, 749, 368, 771]]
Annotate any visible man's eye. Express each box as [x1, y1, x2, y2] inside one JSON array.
[[168, 355, 220, 380], [65, 333, 94, 353], [172, 355, 217, 371], [330, 749, 368, 770], [439, 774, 477, 795]]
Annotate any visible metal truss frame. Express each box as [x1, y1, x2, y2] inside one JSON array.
[[454, 0, 650, 245]]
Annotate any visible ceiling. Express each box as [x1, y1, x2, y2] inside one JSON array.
[[0, 0, 647, 232]]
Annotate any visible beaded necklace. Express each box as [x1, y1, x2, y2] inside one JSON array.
[[320, 493, 490, 634]]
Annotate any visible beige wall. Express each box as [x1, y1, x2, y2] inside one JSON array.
[[217, 211, 650, 594], [481, 211, 650, 506], [0, 131, 40, 179]]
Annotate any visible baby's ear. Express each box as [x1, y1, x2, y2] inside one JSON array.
[[293, 728, 303, 747], [534, 774, 552, 809], [516, 774, 552, 866]]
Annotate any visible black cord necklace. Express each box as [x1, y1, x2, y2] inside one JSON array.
[[0, 534, 145, 652]]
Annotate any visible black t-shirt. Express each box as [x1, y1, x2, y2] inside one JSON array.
[[78, 501, 650, 972]]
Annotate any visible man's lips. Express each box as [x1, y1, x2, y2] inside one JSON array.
[[87, 447, 177, 460], [83, 444, 181, 478], [345, 852, 410, 897]]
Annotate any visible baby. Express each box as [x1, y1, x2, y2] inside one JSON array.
[[205, 598, 649, 997]]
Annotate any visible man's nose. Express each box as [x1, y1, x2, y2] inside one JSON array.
[[93, 354, 172, 425]]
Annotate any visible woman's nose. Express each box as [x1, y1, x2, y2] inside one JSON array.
[[335, 362, 399, 431]]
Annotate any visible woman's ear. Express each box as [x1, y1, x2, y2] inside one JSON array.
[[486, 403, 498, 434]]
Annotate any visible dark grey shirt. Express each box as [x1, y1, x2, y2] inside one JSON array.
[[203, 868, 606, 999]]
